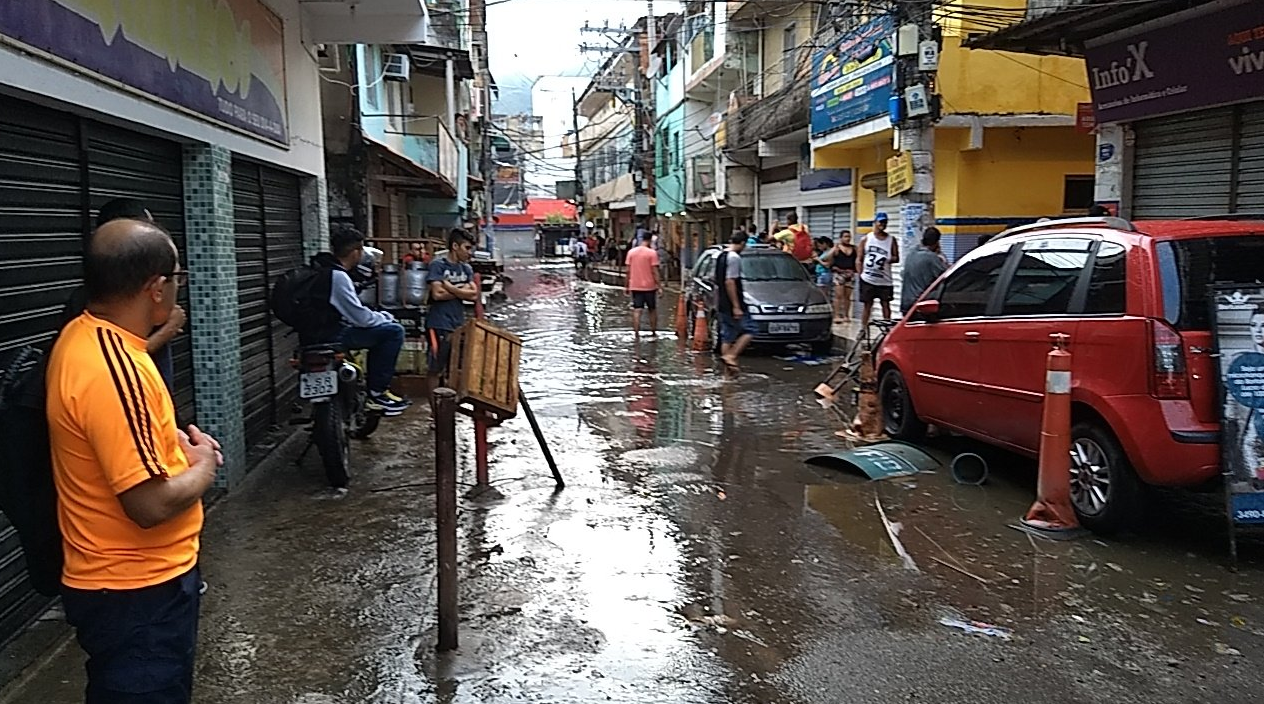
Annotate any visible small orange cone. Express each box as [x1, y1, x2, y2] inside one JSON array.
[[674, 293, 689, 339], [691, 300, 709, 352], [842, 350, 885, 443], [1020, 334, 1085, 539]]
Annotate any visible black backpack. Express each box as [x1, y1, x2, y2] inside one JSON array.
[[0, 345, 64, 596], [269, 255, 342, 340]]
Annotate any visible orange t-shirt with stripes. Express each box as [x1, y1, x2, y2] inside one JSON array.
[[46, 313, 202, 590]]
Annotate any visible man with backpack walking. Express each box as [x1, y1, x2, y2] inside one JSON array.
[[47, 217, 222, 704], [717, 232, 758, 372]]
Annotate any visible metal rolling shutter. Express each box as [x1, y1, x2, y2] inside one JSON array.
[[260, 168, 302, 426], [0, 98, 79, 645], [233, 161, 303, 448], [805, 204, 852, 239], [1132, 108, 1235, 218], [233, 163, 272, 447], [1238, 103, 1264, 212], [84, 122, 194, 424], [805, 205, 836, 238]]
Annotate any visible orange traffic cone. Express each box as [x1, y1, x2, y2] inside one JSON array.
[[840, 350, 884, 443], [674, 293, 689, 339], [691, 300, 709, 352], [1020, 333, 1085, 539]]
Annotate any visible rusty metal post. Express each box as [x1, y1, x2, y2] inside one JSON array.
[[434, 387, 459, 652]]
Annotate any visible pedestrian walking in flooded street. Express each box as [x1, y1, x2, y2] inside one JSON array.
[[625, 235, 661, 337], [717, 232, 757, 371]]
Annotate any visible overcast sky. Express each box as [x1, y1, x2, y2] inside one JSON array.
[[487, 0, 680, 81]]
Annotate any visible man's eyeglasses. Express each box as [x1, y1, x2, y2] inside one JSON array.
[[164, 271, 190, 287]]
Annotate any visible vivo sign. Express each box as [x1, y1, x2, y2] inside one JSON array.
[[1084, 1, 1264, 123]]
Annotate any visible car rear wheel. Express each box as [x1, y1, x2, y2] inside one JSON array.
[[1069, 421, 1141, 535], [879, 368, 927, 441]]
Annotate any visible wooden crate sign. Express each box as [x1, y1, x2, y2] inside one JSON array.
[[449, 319, 521, 418]]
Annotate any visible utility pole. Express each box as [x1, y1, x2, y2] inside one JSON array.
[[579, 19, 653, 230], [893, 0, 940, 259], [572, 88, 584, 220]]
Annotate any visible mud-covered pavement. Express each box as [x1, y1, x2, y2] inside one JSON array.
[[7, 260, 1264, 704]]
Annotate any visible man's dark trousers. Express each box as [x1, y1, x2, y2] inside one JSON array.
[[61, 567, 201, 703]]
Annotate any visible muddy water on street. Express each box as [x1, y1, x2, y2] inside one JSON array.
[[12, 261, 1263, 704], [412, 262, 1264, 704]]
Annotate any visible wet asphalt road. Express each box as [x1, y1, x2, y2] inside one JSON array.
[[7, 258, 1264, 703]]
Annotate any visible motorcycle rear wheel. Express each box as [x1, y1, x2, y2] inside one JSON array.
[[313, 401, 350, 488]]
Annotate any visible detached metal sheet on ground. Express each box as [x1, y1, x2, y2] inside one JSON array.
[[805, 441, 942, 480]]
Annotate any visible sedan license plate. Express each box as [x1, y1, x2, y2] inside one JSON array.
[[299, 370, 339, 399], [768, 322, 800, 335]]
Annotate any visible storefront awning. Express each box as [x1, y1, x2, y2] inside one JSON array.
[[586, 173, 636, 206], [964, 0, 1216, 57]]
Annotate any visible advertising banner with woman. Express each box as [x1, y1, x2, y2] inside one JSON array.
[[1213, 286, 1264, 534]]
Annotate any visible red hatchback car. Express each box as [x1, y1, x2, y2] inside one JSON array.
[[877, 217, 1264, 533]]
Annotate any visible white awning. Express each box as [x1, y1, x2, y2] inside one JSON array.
[[301, 0, 430, 43]]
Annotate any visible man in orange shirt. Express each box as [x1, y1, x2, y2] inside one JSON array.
[[624, 235, 661, 337], [46, 218, 222, 703]]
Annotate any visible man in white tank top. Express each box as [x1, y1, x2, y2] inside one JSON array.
[[856, 212, 900, 329]]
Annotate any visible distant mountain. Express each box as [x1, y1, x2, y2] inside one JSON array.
[[493, 73, 534, 115]]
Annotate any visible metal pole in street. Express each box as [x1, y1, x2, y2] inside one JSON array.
[[434, 387, 459, 652], [517, 387, 564, 489]]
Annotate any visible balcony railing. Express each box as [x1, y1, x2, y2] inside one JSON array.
[[401, 115, 462, 188], [725, 85, 809, 150]]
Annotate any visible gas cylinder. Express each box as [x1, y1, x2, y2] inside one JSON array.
[[379, 265, 401, 308], [404, 261, 427, 307]]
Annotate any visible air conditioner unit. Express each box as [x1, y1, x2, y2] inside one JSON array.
[[316, 44, 341, 73], [382, 53, 410, 82]]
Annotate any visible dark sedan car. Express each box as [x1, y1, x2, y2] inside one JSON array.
[[688, 245, 834, 354]]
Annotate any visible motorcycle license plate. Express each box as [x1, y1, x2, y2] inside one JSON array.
[[299, 370, 338, 399], [768, 322, 800, 334]]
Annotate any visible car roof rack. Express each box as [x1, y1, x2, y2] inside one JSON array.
[[992, 216, 1136, 240], [1178, 212, 1264, 221]]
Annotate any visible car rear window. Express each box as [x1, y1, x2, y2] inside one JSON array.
[[1157, 235, 1264, 330], [742, 254, 810, 282]]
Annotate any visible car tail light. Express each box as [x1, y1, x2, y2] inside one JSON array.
[[1149, 319, 1189, 399]]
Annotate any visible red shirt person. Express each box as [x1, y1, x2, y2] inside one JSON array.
[[624, 237, 661, 337]]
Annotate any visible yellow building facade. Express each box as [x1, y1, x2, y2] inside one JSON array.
[[811, 11, 1096, 259]]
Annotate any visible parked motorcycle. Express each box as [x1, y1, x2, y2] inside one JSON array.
[[292, 345, 380, 488]]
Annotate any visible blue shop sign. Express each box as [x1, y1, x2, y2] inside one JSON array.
[[810, 16, 895, 138]]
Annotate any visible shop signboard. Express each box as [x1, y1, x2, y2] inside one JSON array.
[[810, 15, 895, 137], [1084, 1, 1264, 124], [886, 152, 913, 196], [1213, 285, 1264, 529], [0, 0, 289, 144]]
